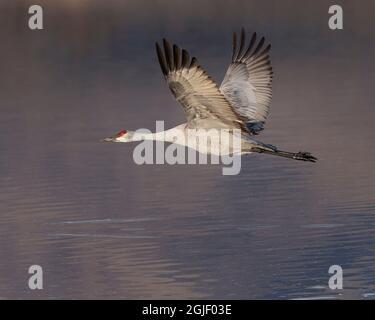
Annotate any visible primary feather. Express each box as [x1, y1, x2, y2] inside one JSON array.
[[220, 28, 273, 134], [155, 39, 249, 132]]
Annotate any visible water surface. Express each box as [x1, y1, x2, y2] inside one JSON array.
[[0, 0, 375, 299]]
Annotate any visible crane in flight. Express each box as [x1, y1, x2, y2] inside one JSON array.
[[102, 28, 317, 163]]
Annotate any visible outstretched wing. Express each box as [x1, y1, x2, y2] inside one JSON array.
[[156, 39, 249, 132], [220, 28, 273, 134]]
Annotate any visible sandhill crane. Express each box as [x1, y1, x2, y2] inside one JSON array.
[[102, 28, 317, 163]]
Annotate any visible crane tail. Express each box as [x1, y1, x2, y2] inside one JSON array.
[[251, 146, 317, 163]]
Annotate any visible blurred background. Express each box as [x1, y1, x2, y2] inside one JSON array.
[[0, 0, 375, 299]]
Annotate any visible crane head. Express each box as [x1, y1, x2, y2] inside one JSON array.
[[101, 129, 130, 142]]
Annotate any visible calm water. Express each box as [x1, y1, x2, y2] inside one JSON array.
[[1, 0, 375, 299]]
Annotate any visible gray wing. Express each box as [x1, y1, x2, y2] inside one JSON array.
[[156, 39, 249, 132], [220, 28, 273, 134]]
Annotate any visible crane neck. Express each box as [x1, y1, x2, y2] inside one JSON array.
[[130, 125, 185, 143]]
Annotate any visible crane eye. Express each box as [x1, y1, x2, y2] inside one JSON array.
[[116, 130, 127, 137]]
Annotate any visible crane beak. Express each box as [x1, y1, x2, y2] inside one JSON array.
[[100, 137, 115, 142]]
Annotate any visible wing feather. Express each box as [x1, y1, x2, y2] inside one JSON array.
[[156, 40, 248, 132], [181, 49, 190, 68], [163, 38, 173, 71], [220, 29, 273, 134], [173, 44, 180, 70]]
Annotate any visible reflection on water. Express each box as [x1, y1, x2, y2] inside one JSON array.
[[1, 0, 375, 299]]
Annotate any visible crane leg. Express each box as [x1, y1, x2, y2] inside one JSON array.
[[251, 146, 317, 163]]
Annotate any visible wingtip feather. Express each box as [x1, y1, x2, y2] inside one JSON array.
[[155, 41, 168, 76]]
